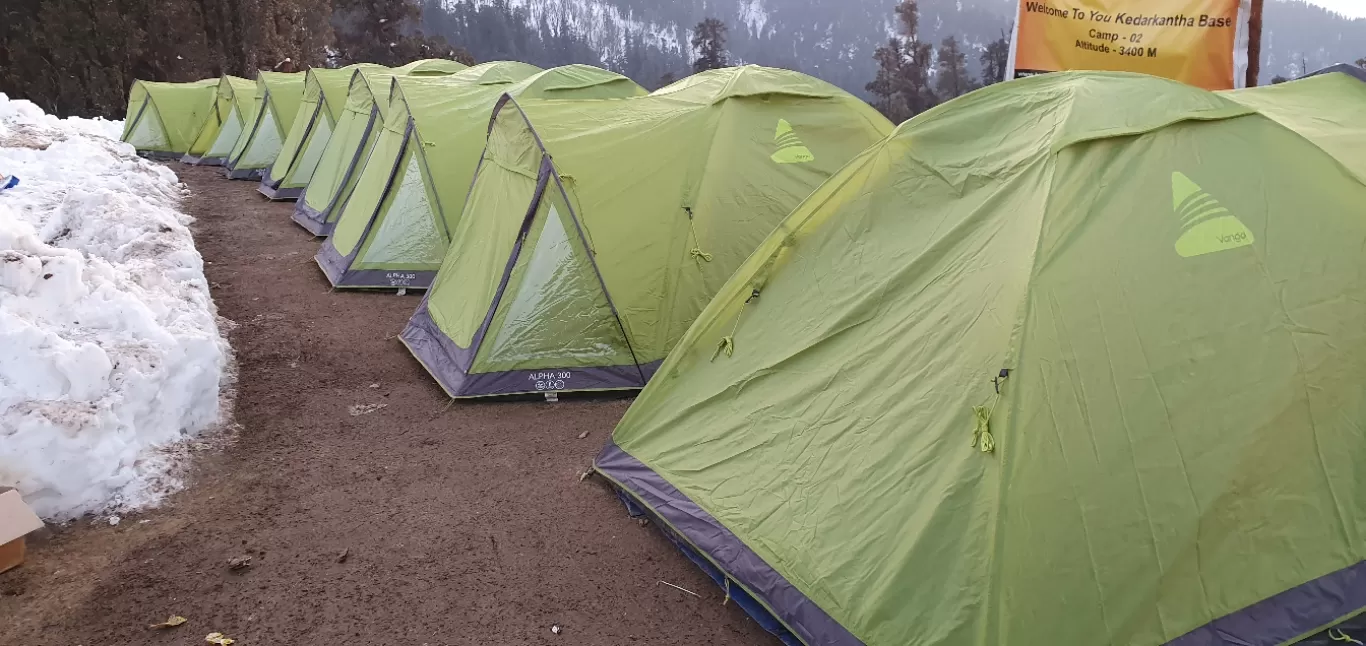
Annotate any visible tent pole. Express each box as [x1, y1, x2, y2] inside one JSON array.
[[1246, 0, 1264, 87]]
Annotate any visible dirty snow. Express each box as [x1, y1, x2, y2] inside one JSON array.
[[0, 93, 230, 520]]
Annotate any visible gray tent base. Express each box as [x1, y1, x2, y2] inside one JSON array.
[[183, 154, 228, 166], [595, 442, 841, 646], [139, 151, 183, 161], [291, 201, 331, 236], [224, 166, 263, 180], [258, 169, 302, 200], [400, 300, 658, 398], [258, 183, 302, 200], [315, 243, 436, 290]]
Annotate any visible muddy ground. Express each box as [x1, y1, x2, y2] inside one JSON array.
[[0, 165, 773, 646]]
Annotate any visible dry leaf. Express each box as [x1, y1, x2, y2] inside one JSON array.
[[149, 615, 187, 629], [206, 632, 235, 645]]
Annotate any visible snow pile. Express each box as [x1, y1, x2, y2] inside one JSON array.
[[0, 93, 230, 520]]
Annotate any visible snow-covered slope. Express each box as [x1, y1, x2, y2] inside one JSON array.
[[0, 94, 230, 521]]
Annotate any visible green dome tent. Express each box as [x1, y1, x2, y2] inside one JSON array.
[[259, 63, 387, 199], [1226, 71, 1366, 177], [120, 79, 217, 159], [290, 59, 477, 228], [317, 64, 646, 290], [594, 72, 1366, 646], [183, 75, 256, 165], [224, 71, 305, 180], [400, 65, 893, 398]]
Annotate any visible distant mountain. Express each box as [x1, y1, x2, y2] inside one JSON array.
[[1262, 1, 1366, 78], [428, 0, 1366, 94]]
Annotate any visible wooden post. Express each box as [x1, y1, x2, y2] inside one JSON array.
[[1246, 0, 1264, 87]]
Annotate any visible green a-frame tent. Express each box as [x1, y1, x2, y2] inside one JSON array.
[[288, 59, 474, 227], [317, 64, 645, 290], [182, 75, 256, 166], [223, 71, 305, 180], [120, 79, 217, 159], [400, 66, 892, 398], [258, 63, 384, 199]]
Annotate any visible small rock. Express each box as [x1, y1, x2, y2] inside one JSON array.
[[551, 624, 563, 635], [349, 403, 388, 416], [227, 555, 252, 571], [336, 548, 350, 563], [369, 383, 381, 389], [108, 515, 121, 526], [576, 431, 590, 440]]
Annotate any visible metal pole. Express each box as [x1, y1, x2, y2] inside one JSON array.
[[1246, 0, 1264, 87]]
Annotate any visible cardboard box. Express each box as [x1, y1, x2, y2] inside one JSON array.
[[0, 488, 44, 574]]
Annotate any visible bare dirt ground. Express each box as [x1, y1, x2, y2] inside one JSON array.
[[0, 165, 774, 646]]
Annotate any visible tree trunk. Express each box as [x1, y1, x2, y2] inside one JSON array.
[[1246, 0, 1263, 87]]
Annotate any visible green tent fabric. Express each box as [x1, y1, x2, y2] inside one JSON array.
[[400, 65, 892, 398], [259, 63, 387, 199], [317, 64, 643, 289], [120, 79, 217, 159], [290, 59, 474, 228], [223, 70, 305, 180], [1225, 72, 1366, 179], [183, 75, 256, 165], [594, 71, 1366, 646]]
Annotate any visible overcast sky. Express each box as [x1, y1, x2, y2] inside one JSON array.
[[1303, 0, 1366, 19]]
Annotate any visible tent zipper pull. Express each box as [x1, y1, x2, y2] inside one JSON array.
[[972, 369, 1010, 454], [971, 406, 997, 454], [711, 289, 760, 361], [683, 206, 713, 262]]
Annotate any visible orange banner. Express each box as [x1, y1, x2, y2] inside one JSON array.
[[1009, 0, 1249, 90]]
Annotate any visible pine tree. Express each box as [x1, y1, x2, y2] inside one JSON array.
[[935, 36, 972, 99], [333, 0, 462, 66], [692, 18, 729, 73], [900, 38, 937, 115], [865, 0, 946, 123], [867, 38, 909, 121], [980, 34, 1012, 86], [0, 0, 332, 118], [882, 0, 937, 119]]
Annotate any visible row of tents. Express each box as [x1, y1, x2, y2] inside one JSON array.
[[120, 60, 895, 399], [120, 60, 1366, 646]]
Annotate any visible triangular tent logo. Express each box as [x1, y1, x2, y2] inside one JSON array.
[[1172, 172, 1254, 258], [771, 119, 815, 165]]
